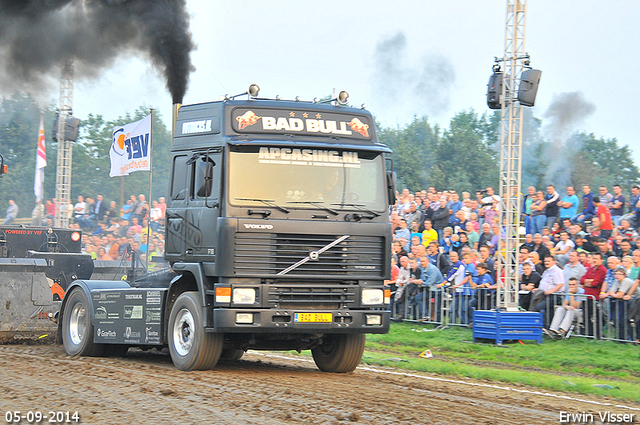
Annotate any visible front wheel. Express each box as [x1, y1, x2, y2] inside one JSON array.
[[168, 291, 223, 371], [220, 348, 245, 361], [62, 288, 104, 357], [311, 333, 366, 373]]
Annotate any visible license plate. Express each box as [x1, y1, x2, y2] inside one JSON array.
[[294, 312, 332, 323]]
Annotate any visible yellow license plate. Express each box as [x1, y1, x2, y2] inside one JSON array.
[[294, 313, 332, 323]]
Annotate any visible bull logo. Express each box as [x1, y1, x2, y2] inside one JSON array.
[[236, 110, 261, 130], [348, 117, 369, 138]]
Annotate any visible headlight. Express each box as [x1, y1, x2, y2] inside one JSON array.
[[233, 288, 256, 304], [361, 288, 384, 305]]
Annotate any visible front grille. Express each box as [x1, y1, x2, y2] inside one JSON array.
[[268, 285, 356, 310], [234, 233, 384, 276]]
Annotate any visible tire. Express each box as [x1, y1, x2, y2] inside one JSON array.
[[311, 333, 366, 373], [62, 288, 104, 357], [220, 348, 244, 361], [168, 291, 223, 371]]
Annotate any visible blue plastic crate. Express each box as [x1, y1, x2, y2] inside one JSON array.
[[472, 310, 543, 345]]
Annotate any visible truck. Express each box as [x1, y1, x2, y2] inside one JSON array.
[[59, 87, 395, 372]]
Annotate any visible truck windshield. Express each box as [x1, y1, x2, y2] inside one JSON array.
[[228, 146, 387, 213]]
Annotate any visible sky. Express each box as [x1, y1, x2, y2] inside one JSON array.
[[39, 0, 640, 167]]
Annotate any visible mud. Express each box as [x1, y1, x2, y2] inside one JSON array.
[[0, 345, 638, 424]]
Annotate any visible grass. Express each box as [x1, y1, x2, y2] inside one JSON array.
[[358, 323, 640, 402]]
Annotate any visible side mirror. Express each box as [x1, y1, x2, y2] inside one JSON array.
[[386, 171, 396, 206]]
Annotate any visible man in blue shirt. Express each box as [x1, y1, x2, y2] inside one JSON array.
[[469, 262, 496, 314], [394, 219, 411, 251], [571, 185, 595, 224], [450, 252, 476, 325], [559, 186, 579, 220], [413, 256, 444, 320], [610, 184, 626, 227], [448, 192, 463, 224]]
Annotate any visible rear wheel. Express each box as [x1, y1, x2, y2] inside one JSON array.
[[168, 291, 223, 371], [62, 288, 104, 357], [311, 333, 366, 373]]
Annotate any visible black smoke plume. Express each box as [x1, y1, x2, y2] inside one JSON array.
[[541, 91, 596, 186], [373, 31, 455, 118], [0, 0, 195, 103]]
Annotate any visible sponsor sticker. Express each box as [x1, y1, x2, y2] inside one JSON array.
[[146, 291, 161, 305], [145, 327, 161, 344], [145, 307, 161, 324], [96, 328, 116, 340], [95, 306, 108, 320], [124, 305, 144, 319]]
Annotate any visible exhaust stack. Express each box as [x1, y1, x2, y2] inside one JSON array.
[[172, 103, 181, 142]]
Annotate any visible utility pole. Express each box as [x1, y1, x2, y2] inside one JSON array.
[[54, 61, 74, 228], [496, 0, 527, 311]]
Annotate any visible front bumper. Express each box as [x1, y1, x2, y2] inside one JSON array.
[[212, 308, 390, 334]]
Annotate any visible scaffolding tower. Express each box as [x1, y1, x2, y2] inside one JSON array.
[[496, 0, 527, 311], [54, 61, 74, 228]]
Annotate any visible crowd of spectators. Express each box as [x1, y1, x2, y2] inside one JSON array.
[[21, 194, 167, 265], [387, 184, 640, 342]]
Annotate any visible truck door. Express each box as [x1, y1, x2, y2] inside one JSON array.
[[185, 150, 221, 262], [165, 154, 189, 261]]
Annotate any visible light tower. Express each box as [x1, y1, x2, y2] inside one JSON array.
[[54, 61, 74, 228], [495, 0, 528, 311], [475, 0, 542, 345]]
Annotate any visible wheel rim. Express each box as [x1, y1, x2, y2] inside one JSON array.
[[69, 302, 87, 346], [173, 308, 195, 357]]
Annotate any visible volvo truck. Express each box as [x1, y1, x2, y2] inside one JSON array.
[[59, 87, 394, 372]]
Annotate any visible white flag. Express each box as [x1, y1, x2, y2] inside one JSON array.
[[34, 114, 46, 201], [109, 114, 152, 177]]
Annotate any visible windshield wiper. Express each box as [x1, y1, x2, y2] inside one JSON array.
[[235, 198, 290, 214], [330, 203, 380, 218], [287, 201, 339, 216]]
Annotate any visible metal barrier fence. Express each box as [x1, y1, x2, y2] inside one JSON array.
[[393, 285, 639, 343]]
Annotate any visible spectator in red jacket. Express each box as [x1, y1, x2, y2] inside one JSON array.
[[580, 252, 607, 338], [593, 196, 614, 241]]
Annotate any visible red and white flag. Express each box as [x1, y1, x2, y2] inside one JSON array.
[[34, 114, 47, 201]]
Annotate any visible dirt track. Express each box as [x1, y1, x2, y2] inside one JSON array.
[[0, 344, 638, 425]]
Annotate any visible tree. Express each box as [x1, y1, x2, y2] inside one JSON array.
[[428, 110, 499, 194], [377, 116, 438, 191], [0, 93, 171, 217], [576, 133, 640, 189], [72, 108, 172, 207], [0, 93, 56, 216]]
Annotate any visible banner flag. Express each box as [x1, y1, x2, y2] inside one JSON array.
[[109, 114, 152, 177], [34, 114, 46, 201]]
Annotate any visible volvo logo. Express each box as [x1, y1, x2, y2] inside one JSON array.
[[244, 223, 274, 230], [277, 234, 350, 276]]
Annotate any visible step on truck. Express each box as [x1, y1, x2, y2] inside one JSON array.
[[59, 86, 395, 372]]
